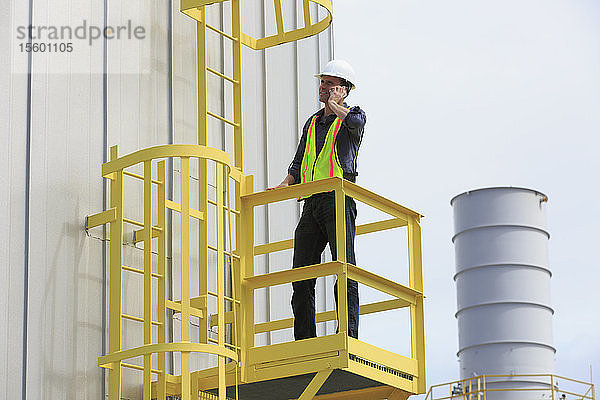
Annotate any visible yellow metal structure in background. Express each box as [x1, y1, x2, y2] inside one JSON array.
[[89, 145, 244, 400], [88, 151, 425, 399], [425, 374, 595, 400], [87, 0, 426, 399]]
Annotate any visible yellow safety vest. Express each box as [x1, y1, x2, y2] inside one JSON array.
[[299, 115, 344, 199]]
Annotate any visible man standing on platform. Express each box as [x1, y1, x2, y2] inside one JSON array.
[[270, 60, 366, 340]]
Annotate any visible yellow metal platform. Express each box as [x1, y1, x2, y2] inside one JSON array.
[[152, 335, 415, 400]]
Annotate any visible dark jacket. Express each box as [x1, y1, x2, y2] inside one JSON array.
[[288, 105, 366, 184]]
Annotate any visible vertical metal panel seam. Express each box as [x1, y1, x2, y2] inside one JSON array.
[[21, 0, 34, 397], [220, 3, 226, 151], [327, 14, 334, 333], [329, 1, 335, 58], [260, 0, 271, 345], [313, 2, 328, 332], [101, 0, 108, 396], [166, 0, 175, 374], [5, 4, 15, 399], [293, 0, 300, 220], [315, 2, 321, 109]]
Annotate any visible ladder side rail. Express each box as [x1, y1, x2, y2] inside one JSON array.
[[181, 156, 192, 400], [231, 2, 243, 332], [197, 5, 210, 348], [143, 161, 153, 399], [215, 162, 226, 399], [225, 171, 241, 347], [156, 160, 167, 399], [228, 177, 242, 400], [108, 145, 123, 400]]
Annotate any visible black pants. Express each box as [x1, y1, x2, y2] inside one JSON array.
[[291, 193, 359, 340]]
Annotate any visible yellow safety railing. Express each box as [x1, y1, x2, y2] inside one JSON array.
[[425, 374, 595, 400], [87, 148, 427, 399], [88, 144, 245, 400], [238, 176, 426, 395]]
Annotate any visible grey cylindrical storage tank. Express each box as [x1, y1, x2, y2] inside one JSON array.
[[451, 187, 555, 400]]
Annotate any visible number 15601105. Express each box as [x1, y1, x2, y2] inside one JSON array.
[[20, 42, 73, 52]]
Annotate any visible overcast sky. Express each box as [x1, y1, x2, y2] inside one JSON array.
[[331, 0, 600, 393]]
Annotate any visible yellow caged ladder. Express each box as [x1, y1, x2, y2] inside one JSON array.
[[87, 1, 426, 400]]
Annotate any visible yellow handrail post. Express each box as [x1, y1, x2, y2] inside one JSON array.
[[335, 182, 349, 345], [408, 216, 426, 393], [483, 375, 487, 400], [240, 174, 254, 383], [469, 378, 472, 400]]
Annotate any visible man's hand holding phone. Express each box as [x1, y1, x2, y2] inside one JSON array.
[[327, 85, 347, 106]]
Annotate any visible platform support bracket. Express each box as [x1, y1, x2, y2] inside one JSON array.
[[298, 369, 333, 400]]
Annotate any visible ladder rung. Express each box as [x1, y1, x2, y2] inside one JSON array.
[[207, 111, 239, 127], [123, 218, 164, 232], [205, 245, 239, 262], [123, 218, 164, 230], [207, 291, 240, 304], [121, 362, 162, 374], [123, 170, 161, 185], [224, 342, 240, 351], [121, 313, 163, 325], [165, 199, 181, 212], [207, 67, 238, 84], [166, 200, 204, 220], [206, 199, 240, 216], [166, 299, 204, 319], [121, 265, 163, 279], [206, 23, 238, 42], [133, 225, 163, 243], [123, 217, 144, 228], [207, 337, 240, 351]]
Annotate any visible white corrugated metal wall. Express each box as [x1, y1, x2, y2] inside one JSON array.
[[1, 0, 333, 398]]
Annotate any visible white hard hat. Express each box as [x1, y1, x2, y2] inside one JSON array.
[[315, 59, 356, 89]]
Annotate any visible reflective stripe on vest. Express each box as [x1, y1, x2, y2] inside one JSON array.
[[299, 115, 344, 199]]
